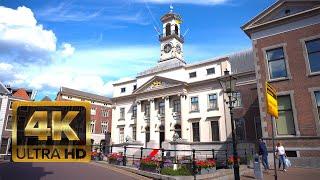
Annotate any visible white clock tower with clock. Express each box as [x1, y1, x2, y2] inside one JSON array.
[[159, 6, 185, 63]]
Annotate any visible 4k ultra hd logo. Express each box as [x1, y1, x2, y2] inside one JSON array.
[[12, 101, 91, 162]]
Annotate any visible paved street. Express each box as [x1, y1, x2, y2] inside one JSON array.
[[242, 167, 320, 180], [0, 161, 149, 180]]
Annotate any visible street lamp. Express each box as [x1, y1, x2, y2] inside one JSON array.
[[172, 132, 180, 164], [218, 69, 240, 180]]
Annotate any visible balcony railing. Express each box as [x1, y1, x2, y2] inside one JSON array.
[[159, 31, 184, 42]]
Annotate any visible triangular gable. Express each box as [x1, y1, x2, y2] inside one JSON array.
[[133, 76, 186, 94], [242, 0, 320, 33]]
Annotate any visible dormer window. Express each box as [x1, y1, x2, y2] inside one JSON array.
[[285, 9, 291, 15], [189, 72, 197, 78], [121, 88, 126, 93]]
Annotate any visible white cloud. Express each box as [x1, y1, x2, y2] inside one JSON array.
[[61, 43, 75, 57], [136, 0, 229, 5], [0, 6, 57, 64], [0, 62, 13, 71]]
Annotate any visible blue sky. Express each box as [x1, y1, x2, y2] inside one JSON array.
[[0, 0, 275, 100]]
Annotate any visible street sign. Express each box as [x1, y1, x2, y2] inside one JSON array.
[[266, 82, 278, 118]]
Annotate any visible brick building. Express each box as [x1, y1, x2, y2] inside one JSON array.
[[242, 0, 320, 157], [56, 87, 112, 146], [0, 83, 36, 157]]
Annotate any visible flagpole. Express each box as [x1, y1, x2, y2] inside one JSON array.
[[271, 116, 277, 180]]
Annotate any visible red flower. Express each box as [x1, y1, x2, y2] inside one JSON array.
[[227, 156, 240, 165], [196, 159, 216, 169]]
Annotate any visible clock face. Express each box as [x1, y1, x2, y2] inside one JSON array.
[[164, 44, 172, 53], [176, 45, 181, 54]]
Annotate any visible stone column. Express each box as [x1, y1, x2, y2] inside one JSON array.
[[180, 94, 189, 141], [164, 96, 171, 141], [149, 99, 157, 147], [136, 101, 143, 143]]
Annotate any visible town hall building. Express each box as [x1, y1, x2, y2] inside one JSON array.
[[111, 8, 258, 150]]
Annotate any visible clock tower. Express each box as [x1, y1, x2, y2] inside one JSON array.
[[159, 6, 185, 63]]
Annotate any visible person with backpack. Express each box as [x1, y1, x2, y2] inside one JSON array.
[[258, 139, 269, 170]]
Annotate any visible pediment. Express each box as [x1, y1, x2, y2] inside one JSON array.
[[243, 0, 320, 31], [133, 76, 186, 94]]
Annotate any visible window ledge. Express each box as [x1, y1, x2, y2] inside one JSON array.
[[5, 129, 13, 132], [189, 110, 200, 113], [268, 77, 290, 83], [308, 71, 320, 77], [207, 108, 219, 111], [118, 118, 125, 121]]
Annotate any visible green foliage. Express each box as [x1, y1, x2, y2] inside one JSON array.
[[161, 166, 192, 176]]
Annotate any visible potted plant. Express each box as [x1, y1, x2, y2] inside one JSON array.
[[140, 157, 159, 173], [227, 156, 240, 169], [196, 159, 216, 175], [107, 153, 123, 165]]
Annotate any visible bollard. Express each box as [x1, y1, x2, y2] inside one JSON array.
[[140, 147, 143, 161], [123, 146, 127, 166], [192, 149, 196, 176], [253, 153, 263, 180]]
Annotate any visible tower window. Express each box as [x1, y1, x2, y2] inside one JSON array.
[[166, 23, 171, 36], [175, 24, 179, 35], [121, 87, 126, 93]]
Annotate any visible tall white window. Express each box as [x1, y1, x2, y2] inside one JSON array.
[[208, 94, 218, 110], [144, 104, 150, 117], [91, 108, 96, 115], [234, 92, 242, 107], [5, 115, 12, 130], [305, 38, 320, 73], [159, 101, 165, 115], [190, 97, 199, 112], [266, 47, 288, 79], [120, 108, 125, 119], [119, 128, 124, 143], [102, 109, 108, 117], [132, 126, 136, 141], [101, 121, 108, 133], [90, 121, 95, 133], [276, 95, 295, 135], [173, 100, 181, 113], [132, 105, 137, 118]]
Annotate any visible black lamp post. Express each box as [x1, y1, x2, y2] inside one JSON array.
[[218, 69, 240, 180]]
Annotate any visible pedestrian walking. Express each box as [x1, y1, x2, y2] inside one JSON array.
[[276, 142, 287, 172], [258, 139, 269, 170]]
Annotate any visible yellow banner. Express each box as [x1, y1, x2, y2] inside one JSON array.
[[266, 82, 278, 118]]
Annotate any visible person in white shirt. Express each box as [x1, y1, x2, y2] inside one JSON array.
[[276, 142, 287, 171]]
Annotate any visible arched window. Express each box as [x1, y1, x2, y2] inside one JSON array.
[[175, 24, 179, 35], [174, 124, 182, 138], [166, 23, 171, 36]]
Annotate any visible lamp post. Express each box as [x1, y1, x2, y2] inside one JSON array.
[[218, 69, 240, 180]]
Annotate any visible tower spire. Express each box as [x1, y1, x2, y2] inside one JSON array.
[[170, 4, 173, 13]]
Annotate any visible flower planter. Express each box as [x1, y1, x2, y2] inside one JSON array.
[[140, 165, 158, 173], [197, 167, 216, 175]]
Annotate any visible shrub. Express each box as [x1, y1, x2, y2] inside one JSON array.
[[108, 153, 123, 162], [161, 166, 192, 176]]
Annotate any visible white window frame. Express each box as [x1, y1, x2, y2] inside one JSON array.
[[309, 87, 320, 136], [300, 34, 320, 77], [190, 96, 199, 112], [208, 93, 218, 110], [101, 121, 108, 134], [91, 107, 96, 115], [5, 115, 13, 131], [275, 91, 300, 137], [262, 43, 292, 82], [90, 120, 96, 133]]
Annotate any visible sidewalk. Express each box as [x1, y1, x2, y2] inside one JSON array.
[[242, 167, 320, 180]]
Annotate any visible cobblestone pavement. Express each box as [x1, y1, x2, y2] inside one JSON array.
[[0, 161, 150, 180], [241, 167, 320, 180]]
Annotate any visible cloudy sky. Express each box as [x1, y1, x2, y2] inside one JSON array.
[[0, 0, 274, 100]]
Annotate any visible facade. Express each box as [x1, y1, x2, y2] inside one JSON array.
[[111, 9, 259, 150], [56, 87, 112, 146], [242, 0, 320, 157], [0, 83, 36, 157]]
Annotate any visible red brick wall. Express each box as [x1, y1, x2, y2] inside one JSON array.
[[234, 83, 261, 141], [255, 23, 320, 137]]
